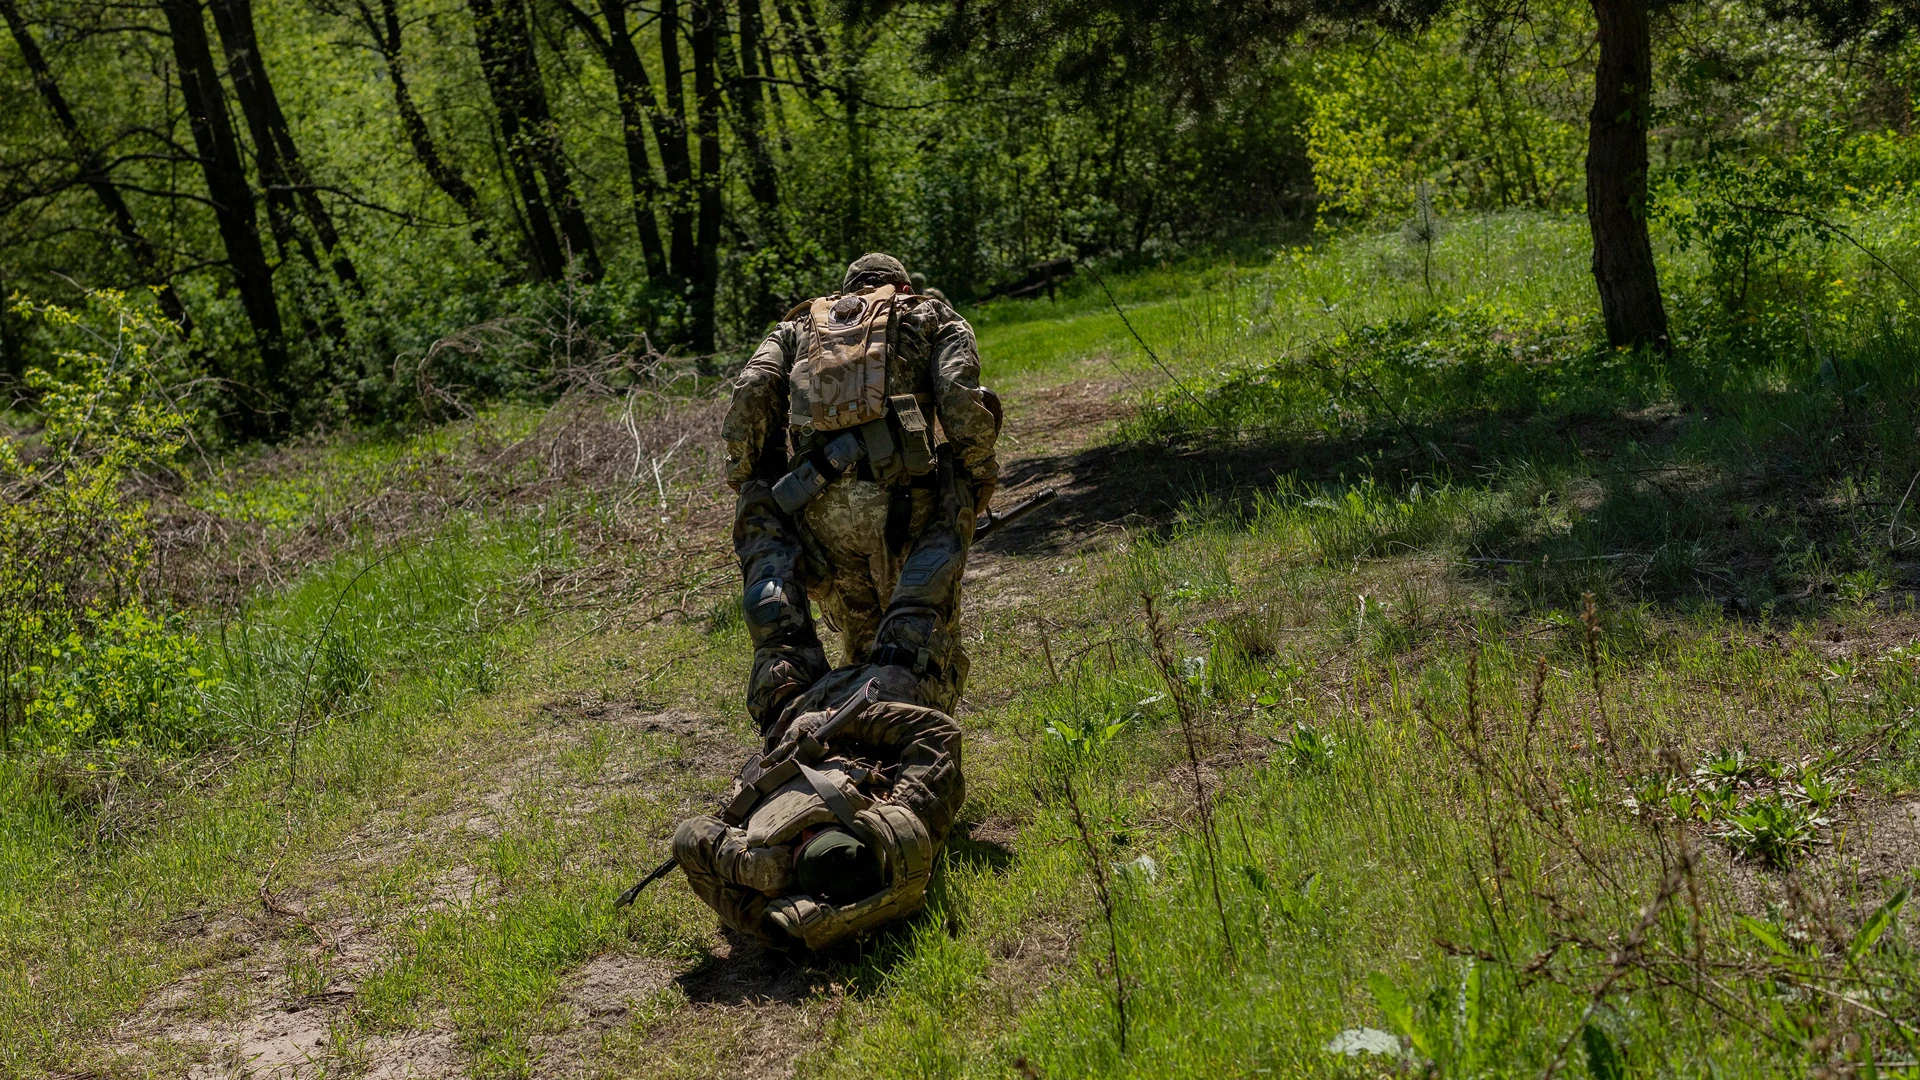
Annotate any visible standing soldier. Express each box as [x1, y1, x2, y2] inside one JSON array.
[[723, 253, 1000, 722]]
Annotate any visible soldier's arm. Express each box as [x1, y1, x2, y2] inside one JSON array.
[[924, 303, 1000, 497], [721, 321, 801, 490], [837, 701, 964, 843]]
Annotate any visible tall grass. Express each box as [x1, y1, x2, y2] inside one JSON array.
[[0, 513, 571, 1069]]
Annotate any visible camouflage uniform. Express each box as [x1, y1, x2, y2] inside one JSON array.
[[909, 271, 950, 306], [723, 254, 999, 714], [672, 662, 964, 950], [733, 448, 976, 729]]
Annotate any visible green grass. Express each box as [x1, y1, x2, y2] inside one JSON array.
[[0, 514, 575, 1072], [9, 210, 1920, 1077], [967, 213, 1599, 387], [789, 484, 1920, 1077]]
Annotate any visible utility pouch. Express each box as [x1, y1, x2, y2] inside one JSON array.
[[889, 395, 935, 477]]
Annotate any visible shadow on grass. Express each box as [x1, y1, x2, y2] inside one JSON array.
[[676, 930, 822, 1005], [982, 392, 1918, 620]]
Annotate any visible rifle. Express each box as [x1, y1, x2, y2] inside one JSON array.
[[612, 679, 884, 909], [974, 487, 1057, 541]]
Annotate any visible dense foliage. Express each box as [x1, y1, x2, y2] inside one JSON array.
[[0, 0, 1910, 432]]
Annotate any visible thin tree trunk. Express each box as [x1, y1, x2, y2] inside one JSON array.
[[722, 0, 778, 221], [690, 0, 722, 353], [0, 0, 191, 332], [159, 0, 285, 425], [771, 0, 821, 100], [660, 0, 696, 286], [1587, 0, 1667, 349], [469, 0, 565, 279], [211, 0, 360, 291], [0, 263, 22, 380], [353, 0, 489, 248], [558, 0, 669, 282], [722, 0, 782, 324]]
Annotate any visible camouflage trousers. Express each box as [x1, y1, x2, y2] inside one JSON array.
[[671, 815, 787, 946], [733, 455, 976, 730]]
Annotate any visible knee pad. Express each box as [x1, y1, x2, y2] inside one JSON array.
[[869, 603, 953, 678], [895, 543, 960, 596], [744, 576, 813, 647]]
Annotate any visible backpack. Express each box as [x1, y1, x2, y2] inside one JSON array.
[[788, 284, 935, 482]]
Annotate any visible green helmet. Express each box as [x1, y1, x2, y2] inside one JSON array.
[[843, 253, 910, 292], [795, 827, 883, 904]]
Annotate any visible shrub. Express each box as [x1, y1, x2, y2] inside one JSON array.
[[20, 605, 218, 760], [0, 289, 201, 760]]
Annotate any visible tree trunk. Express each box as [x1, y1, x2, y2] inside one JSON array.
[[1586, 0, 1668, 350], [722, 0, 778, 221], [0, 0, 191, 332], [558, 0, 669, 283], [469, 0, 566, 279], [771, 0, 821, 100], [354, 0, 490, 250], [210, 0, 360, 291], [660, 0, 697, 287], [720, 0, 782, 324], [159, 0, 285, 424], [691, 0, 722, 353]]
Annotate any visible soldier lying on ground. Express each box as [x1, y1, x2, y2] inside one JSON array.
[[671, 662, 963, 950]]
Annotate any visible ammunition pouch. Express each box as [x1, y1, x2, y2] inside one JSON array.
[[789, 394, 936, 493]]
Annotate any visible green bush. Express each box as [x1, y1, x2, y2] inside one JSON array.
[[0, 289, 203, 761], [19, 604, 218, 759]]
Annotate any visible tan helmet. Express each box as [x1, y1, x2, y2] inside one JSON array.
[[842, 253, 910, 292]]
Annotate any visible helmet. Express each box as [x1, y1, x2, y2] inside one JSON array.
[[842, 253, 910, 292], [794, 827, 883, 904]]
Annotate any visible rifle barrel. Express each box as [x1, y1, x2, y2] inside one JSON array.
[[975, 487, 1058, 540]]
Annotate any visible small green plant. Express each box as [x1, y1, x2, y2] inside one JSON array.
[[1044, 713, 1130, 762], [1273, 723, 1337, 771], [1720, 795, 1822, 868], [20, 605, 218, 760]]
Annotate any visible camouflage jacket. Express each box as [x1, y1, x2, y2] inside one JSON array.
[[722, 295, 999, 492]]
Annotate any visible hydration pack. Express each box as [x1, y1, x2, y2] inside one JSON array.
[[788, 285, 935, 484]]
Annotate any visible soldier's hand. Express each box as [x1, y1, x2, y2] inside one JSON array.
[[973, 480, 997, 519], [771, 709, 831, 758]]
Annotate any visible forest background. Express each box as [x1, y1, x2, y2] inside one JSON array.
[[5, 0, 1911, 436]]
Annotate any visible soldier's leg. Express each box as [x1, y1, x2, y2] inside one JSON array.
[[735, 482, 829, 735], [671, 816, 791, 946], [802, 479, 891, 665], [870, 458, 977, 712]]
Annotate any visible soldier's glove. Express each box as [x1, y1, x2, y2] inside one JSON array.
[[769, 708, 833, 759], [972, 479, 997, 520]]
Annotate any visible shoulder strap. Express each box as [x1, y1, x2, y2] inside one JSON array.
[[785, 297, 824, 323]]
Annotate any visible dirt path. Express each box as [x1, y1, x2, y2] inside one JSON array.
[[89, 358, 1145, 1079]]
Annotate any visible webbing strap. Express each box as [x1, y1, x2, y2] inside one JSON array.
[[799, 762, 862, 831]]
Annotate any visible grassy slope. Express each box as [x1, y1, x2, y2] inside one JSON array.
[[5, 214, 1920, 1078]]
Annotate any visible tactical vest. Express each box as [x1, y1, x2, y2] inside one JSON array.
[[788, 285, 936, 485]]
